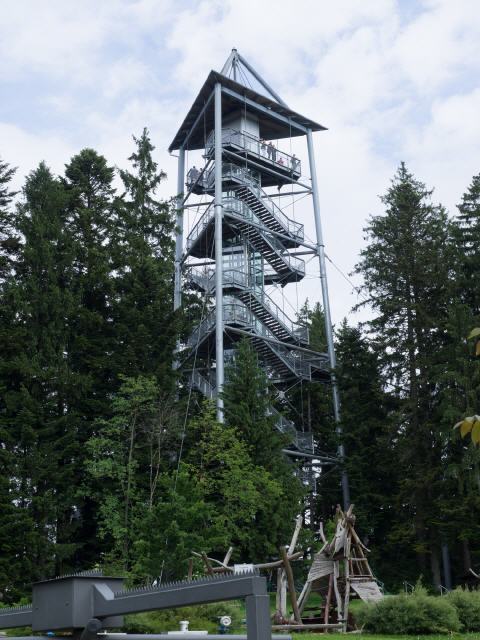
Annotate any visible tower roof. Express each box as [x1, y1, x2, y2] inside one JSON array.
[[168, 55, 326, 152]]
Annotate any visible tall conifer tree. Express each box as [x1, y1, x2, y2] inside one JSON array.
[[355, 163, 452, 587]]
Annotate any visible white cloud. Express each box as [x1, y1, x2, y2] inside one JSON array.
[[0, 0, 479, 323]]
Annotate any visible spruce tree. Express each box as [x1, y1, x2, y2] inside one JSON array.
[[112, 129, 177, 387], [0, 157, 18, 282], [453, 174, 480, 315], [222, 339, 304, 557], [335, 321, 402, 586], [63, 149, 117, 567], [2, 163, 78, 585], [222, 338, 286, 468], [355, 163, 452, 587], [0, 157, 28, 601]]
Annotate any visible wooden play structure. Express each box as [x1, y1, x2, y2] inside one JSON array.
[[191, 505, 382, 632]]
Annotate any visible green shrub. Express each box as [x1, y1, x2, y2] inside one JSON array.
[[446, 587, 480, 631], [125, 601, 243, 634], [356, 589, 460, 634]]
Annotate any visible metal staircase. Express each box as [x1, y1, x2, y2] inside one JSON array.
[[186, 367, 314, 454], [188, 267, 308, 345], [186, 195, 305, 284], [186, 302, 311, 380]]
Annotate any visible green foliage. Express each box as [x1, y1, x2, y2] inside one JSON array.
[[124, 601, 243, 634], [132, 466, 212, 582], [86, 374, 179, 572], [187, 401, 285, 561], [357, 590, 461, 635], [221, 340, 304, 559], [446, 588, 480, 632]]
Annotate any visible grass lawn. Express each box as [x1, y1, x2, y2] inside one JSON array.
[[302, 636, 480, 640]]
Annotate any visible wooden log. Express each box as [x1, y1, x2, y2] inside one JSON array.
[[318, 521, 327, 545], [201, 551, 214, 575], [297, 581, 312, 617], [187, 557, 193, 581], [276, 566, 287, 619], [272, 623, 343, 630], [255, 551, 303, 570], [289, 516, 303, 553], [333, 559, 343, 624], [343, 530, 352, 632], [280, 546, 302, 624], [192, 551, 232, 571], [223, 546, 234, 566], [324, 573, 333, 625]]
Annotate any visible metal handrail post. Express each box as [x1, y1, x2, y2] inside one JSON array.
[[214, 83, 224, 422], [306, 128, 351, 510]]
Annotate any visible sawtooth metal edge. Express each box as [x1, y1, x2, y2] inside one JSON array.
[[0, 569, 273, 640]]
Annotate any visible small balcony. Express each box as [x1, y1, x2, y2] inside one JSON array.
[[205, 129, 301, 186]]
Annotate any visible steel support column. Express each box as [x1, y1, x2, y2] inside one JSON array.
[[306, 128, 350, 510], [174, 146, 185, 312], [245, 595, 272, 640], [214, 82, 224, 422]]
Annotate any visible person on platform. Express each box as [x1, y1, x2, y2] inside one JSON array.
[[187, 165, 200, 186]]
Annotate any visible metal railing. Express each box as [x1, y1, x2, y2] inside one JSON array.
[[206, 128, 301, 176], [220, 165, 303, 241], [186, 196, 305, 277], [185, 162, 304, 245], [186, 300, 311, 379], [186, 166, 302, 245], [188, 267, 309, 344]]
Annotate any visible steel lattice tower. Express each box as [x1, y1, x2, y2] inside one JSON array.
[[169, 50, 350, 507]]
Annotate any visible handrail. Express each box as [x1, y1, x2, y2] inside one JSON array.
[[187, 301, 311, 378], [186, 164, 303, 244], [186, 196, 305, 277], [220, 165, 303, 241], [206, 128, 301, 176], [222, 196, 305, 273], [188, 267, 308, 343]]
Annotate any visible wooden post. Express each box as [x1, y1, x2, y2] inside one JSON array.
[[223, 546, 234, 567], [201, 552, 214, 575], [280, 546, 302, 624], [324, 573, 333, 625], [298, 581, 312, 617], [187, 557, 193, 581], [333, 559, 343, 625]]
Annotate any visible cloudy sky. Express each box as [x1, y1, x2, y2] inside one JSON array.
[[1, 0, 479, 325]]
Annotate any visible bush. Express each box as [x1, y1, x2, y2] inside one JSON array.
[[356, 588, 460, 635], [124, 601, 243, 634], [446, 587, 480, 631]]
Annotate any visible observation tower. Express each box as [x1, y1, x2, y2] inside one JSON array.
[[169, 50, 349, 504]]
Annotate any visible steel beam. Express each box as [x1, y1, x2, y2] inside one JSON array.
[[182, 91, 215, 151], [174, 146, 185, 312], [237, 53, 288, 107], [214, 82, 224, 422], [306, 128, 351, 510]]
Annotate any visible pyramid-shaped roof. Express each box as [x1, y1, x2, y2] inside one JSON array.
[[168, 50, 326, 152]]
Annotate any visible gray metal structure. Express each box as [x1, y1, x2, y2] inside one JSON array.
[[170, 50, 350, 507], [0, 570, 279, 640]]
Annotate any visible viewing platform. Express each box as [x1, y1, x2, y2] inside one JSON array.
[[205, 129, 301, 186]]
